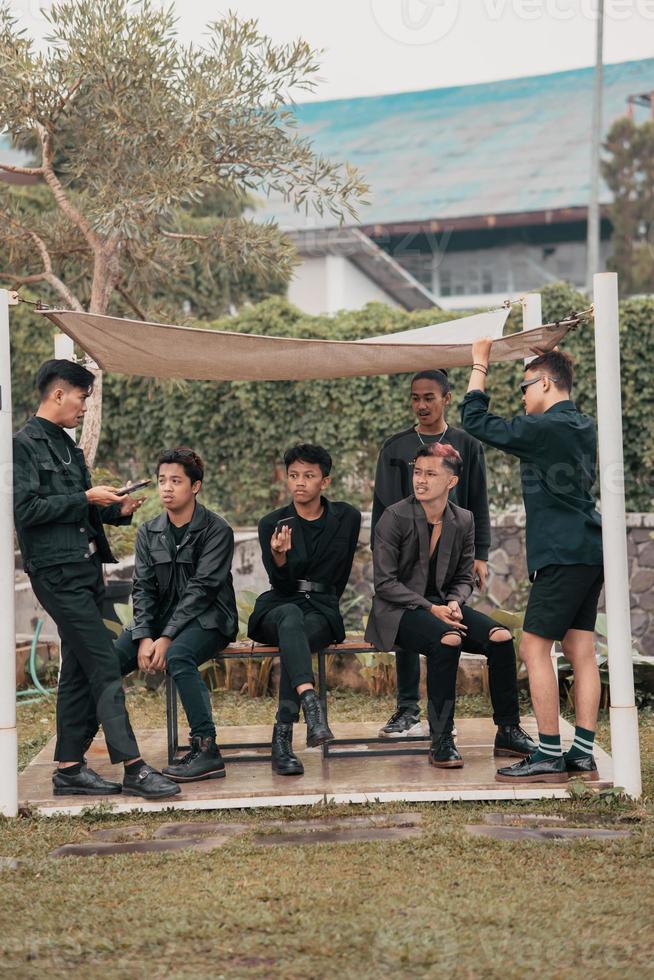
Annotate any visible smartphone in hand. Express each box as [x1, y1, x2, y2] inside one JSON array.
[[116, 479, 152, 496]]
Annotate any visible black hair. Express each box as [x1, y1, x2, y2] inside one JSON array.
[[415, 442, 463, 478], [283, 443, 332, 477], [411, 369, 451, 396], [36, 359, 95, 400], [526, 350, 574, 393], [156, 447, 204, 484]]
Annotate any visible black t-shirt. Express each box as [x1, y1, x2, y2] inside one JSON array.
[[425, 524, 442, 599], [297, 509, 327, 558], [168, 519, 190, 549]]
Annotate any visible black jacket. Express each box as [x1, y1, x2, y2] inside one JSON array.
[[13, 416, 129, 573], [365, 497, 475, 651], [370, 423, 490, 560], [129, 502, 238, 642], [248, 497, 361, 644]]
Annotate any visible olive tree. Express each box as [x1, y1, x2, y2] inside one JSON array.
[[0, 0, 367, 463]]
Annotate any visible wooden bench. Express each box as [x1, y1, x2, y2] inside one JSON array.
[[165, 636, 431, 764]]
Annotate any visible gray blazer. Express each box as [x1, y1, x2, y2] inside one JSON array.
[[365, 496, 475, 651]]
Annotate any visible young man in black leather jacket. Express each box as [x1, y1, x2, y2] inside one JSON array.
[[113, 448, 238, 783]]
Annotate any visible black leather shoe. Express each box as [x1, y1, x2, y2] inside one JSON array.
[[564, 753, 599, 781], [271, 723, 304, 776], [300, 690, 334, 748], [122, 764, 181, 799], [496, 754, 568, 783], [429, 733, 464, 769], [53, 766, 122, 796], [163, 736, 226, 783], [494, 724, 538, 758]]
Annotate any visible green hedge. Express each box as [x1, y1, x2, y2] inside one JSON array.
[[10, 282, 654, 534]]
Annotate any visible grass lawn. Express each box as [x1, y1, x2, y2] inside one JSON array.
[[2, 688, 653, 979]]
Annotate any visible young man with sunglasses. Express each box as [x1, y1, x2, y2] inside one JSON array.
[[248, 444, 361, 776], [461, 345, 604, 784], [371, 369, 492, 740], [113, 448, 238, 783]]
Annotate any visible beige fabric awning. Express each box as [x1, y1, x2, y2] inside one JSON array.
[[42, 307, 571, 382]]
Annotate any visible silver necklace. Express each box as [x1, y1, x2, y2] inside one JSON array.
[[59, 445, 72, 465], [415, 422, 448, 447]]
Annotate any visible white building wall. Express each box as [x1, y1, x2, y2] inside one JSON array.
[[287, 255, 400, 315]]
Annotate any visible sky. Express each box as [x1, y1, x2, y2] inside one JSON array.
[[11, 0, 654, 102]]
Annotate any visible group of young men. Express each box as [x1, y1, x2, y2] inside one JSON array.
[[13, 343, 604, 799]]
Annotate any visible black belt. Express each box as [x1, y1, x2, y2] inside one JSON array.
[[296, 579, 335, 595]]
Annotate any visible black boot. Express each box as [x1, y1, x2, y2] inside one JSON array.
[[300, 690, 334, 748], [163, 736, 226, 783], [429, 733, 464, 769], [494, 724, 537, 758], [271, 723, 304, 776]]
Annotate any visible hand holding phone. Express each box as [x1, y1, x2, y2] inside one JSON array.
[[116, 479, 152, 496]]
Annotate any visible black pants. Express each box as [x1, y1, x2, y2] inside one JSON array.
[[114, 621, 228, 739], [257, 600, 333, 724], [30, 556, 140, 765], [395, 603, 519, 734]]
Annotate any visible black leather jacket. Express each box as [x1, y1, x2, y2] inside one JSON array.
[[129, 502, 238, 642]]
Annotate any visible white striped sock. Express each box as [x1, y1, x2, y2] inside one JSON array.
[[538, 741, 562, 757], [572, 734, 594, 755]]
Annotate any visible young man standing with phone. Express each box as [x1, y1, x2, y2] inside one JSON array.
[[13, 359, 179, 799], [371, 369, 491, 739], [248, 444, 361, 776], [461, 343, 604, 783], [113, 448, 238, 783]]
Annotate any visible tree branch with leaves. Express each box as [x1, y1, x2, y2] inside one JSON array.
[[0, 0, 368, 464]]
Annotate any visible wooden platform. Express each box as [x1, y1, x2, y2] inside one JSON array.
[[18, 717, 614, 817]]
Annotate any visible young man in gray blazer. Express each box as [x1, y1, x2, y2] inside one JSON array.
[[366, 443, 535, 766]]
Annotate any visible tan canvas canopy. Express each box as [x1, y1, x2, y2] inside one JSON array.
[[41, 307, 575, 382]]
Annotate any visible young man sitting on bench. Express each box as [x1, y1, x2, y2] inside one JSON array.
[[365, 443, 535, 768], [113, 448, 238, 783], [248, 444, 361, 776]]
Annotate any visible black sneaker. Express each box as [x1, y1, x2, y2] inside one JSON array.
[[494, 724, 538, 758], [378, 706, 422, 739], [122, 764, 181, 799], [564, 753, 599, 781], [429, 733, 464, 769], [495, 754, 568, 784], [163, 736, 226, 783], [52, 766, 122, 797]]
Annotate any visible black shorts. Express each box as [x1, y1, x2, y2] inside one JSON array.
[[523, 564, 604, 641]]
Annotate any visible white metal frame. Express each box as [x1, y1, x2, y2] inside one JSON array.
[[0, 272, 642, 815]]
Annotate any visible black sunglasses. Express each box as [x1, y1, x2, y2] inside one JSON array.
[[520, 374, 560, 395]]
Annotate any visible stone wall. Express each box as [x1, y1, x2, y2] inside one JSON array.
[[15, 513, 654, 656]]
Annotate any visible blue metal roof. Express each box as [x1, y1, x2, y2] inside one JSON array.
[[258, 59, 654, 229]]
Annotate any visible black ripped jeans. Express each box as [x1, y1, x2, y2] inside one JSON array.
[[395, 603, 520, 737]]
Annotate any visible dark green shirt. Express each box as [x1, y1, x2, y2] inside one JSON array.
[[35, 416, 96, 542], [460, 391, 603, 576]]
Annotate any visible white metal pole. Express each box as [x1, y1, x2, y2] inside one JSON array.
[[593, 272, 641, 797], [54, 332, 76, 439], [522, 295, 559, 680], [586, 0, 604, 294], [0, 290, 18, 817]]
